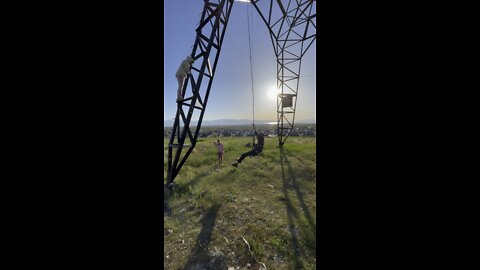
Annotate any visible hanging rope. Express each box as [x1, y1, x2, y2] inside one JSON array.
[[246, 3, 257, 146], [247, 4, 255, 129]]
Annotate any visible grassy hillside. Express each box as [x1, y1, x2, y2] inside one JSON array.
[[164, 136, 316, 270]]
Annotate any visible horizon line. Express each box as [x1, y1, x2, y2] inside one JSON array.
[[163, 118, 316, 121]]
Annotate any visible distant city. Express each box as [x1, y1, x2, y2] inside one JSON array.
[[164, 123, 316, 138], [163, 118, 316, 127]]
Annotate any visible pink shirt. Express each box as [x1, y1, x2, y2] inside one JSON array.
[[215, 143, 224, 153]]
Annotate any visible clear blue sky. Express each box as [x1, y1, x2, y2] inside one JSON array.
[[164, 0, 316, 121]]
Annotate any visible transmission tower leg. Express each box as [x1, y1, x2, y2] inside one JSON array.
[[166, 0, 234, 185], [250, 0, 316, 146]]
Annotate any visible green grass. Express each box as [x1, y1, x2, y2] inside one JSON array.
[[164, 136, 316, 270]]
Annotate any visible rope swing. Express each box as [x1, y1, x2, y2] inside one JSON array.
[[246, 4, 257, 145]]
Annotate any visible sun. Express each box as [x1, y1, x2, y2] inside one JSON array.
[[268, 85, 280, 101]]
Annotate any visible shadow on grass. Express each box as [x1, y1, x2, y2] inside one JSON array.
[[164, 171, 211, 216], [222, 167, 237, 178], [182, 204, 224, 270], [282, 148, 316, 237], [164, 188, 172, 216], [279, 147, 316, 268]]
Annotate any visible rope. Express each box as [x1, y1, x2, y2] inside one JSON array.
[[247, 4, 256, 146], [247, 4, 255, 128]]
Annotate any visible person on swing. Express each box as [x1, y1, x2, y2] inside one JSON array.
[[232, 126, 264, 167]]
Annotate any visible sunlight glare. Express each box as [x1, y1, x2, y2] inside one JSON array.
[[268, 85, 280, 101]]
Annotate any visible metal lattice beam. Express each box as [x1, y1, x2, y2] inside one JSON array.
[[166, 0, 315, 184], [167, 0, 234, 184], [250, 0, 316, 146]]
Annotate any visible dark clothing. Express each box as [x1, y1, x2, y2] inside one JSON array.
[[255, 132, 264, 150], [237, 131, 264, 164], [237, 149, 259, 163]]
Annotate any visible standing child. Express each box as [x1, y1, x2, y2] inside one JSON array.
[[213, 139, 224, 170]]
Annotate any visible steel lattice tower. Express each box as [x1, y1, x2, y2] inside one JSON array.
[[166, 0, 316, 184]]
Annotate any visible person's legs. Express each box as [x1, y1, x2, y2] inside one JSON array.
[[176, 75, 184, 99], [237, 150, 256, 163], [218, 152, 223, 166], [219, 152, 223, 164], [237, 153, 248, 163]]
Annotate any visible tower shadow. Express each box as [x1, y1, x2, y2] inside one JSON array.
[[279, 147, 317, 268], [182, 204, 223, 270], [279, 147, 303, 269], [282, 148, 316, 238]]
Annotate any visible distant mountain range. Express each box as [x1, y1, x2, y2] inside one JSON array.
[[163, 118, 316, 126]]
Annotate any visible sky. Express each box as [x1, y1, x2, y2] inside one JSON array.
[[164, 0, 316, 121]]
